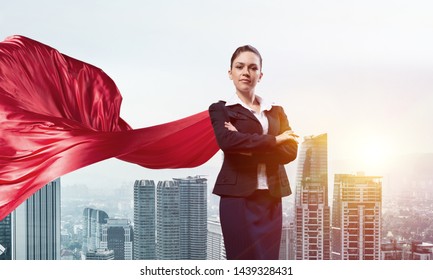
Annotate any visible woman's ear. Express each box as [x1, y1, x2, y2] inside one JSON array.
[[258, 72, 263, 82]]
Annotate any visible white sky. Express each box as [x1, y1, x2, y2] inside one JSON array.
[[1, 0, 433, 190]]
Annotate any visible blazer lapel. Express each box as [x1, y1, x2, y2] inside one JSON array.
[[227, 104, 281, 135], [265, 108, 279, 136]]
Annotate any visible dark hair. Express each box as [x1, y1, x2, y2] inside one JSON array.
[[230, 45, 262, 70]]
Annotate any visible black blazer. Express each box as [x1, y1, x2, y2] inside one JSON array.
[[208, 100, 298, 198]]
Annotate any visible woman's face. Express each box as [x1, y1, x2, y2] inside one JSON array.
[[229, 51, 263, 95]]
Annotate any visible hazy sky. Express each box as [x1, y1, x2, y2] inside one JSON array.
[[1, 0, 432, 190]]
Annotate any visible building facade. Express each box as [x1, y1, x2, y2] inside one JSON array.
[[101, 218, 133, 260], [207, 218, 226, 260], [332, 173, 382, 260], [0, 179, 61, 260], [156, 180, 180, 259], [0, 215, 12, 260], [152, 176, 207, 260], [82, 207, 109, 256], [175, 176, 207, 260], [294, 134, 330, 260], [380, 239, 407, 260], [133, 179, 156, 260], [410, 241, 433, 260], [85, 248, 115, 260], [279, 223, 296, 260]]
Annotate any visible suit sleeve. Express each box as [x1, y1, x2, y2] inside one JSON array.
[[208, 102, 277, 153], [253, 106, 298, 164]]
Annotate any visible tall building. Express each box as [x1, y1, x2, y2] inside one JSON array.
[[207, 218, 226, 260], [175, 176, 207, 260], [0, 215, 12, 260], [332, 173, 382, 260], [82, 207, 108, 256], [279, 223, 296, 260], [101, 218, 133, 260], [294, 134, 330, 260], [156, 180, 180, 260], [154, 176, 207, 260], [133, 179, 156, 260], [1, 179, 61, 260]]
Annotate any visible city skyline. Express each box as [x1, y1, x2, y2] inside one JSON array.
[[57, 164, 433, 260], [1, 163, 427, 261]]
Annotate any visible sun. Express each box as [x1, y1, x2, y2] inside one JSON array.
[[362, 142, 386, 165], [356, 136, 391, 173]]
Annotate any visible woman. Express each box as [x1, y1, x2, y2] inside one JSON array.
[[208, 45, 298, 260]]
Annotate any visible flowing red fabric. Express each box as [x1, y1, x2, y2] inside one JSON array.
[[0, 35, 219, 220]]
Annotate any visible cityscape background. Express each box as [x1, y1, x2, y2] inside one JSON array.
[[1, 134, 433, 260], [1, 0, 433, 260]]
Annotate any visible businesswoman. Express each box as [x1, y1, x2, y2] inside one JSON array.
[[208, 45, 298, 260]]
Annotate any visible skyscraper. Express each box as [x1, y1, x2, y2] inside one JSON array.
[[82, 207, 109, 256], [5, 179, 61, 260], [0, 215, 12, 260], [101, 218, 133, 260], [156, 180, 180, 260], [175, 176, 207, 260], [295, 133, 331, 260], [133, 179, 156, 260], [279, 223, 296, 260], [154, 176, 207, 260], [332, 173, 382, 260], [207, 218, 226, 260]]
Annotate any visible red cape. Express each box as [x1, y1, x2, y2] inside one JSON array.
[[0, 35, 219, 220]]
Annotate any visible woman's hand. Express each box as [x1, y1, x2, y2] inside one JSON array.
[[224, 122, 238, 132], [276, 130, 299, 145]]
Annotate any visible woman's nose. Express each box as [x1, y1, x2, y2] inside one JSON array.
[[241, 68, 250, 76]]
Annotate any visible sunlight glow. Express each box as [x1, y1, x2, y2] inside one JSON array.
[[356, 136, 391, 173]]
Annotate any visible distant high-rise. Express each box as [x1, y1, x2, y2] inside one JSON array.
[[156, 180, 180, 260], [295, 133, 330, 260], [101, 218, 133, 260], [82, 207, 108, 256], [207, 218, 226, 260], [154, 176, 207, 260], [133, 179, 156, 260], [332, 173, 382, 260], [175, 176, 207, 260], [0, 215, 12, 260], [3, 179, 61, 260], [279, 223, 296, 260]]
